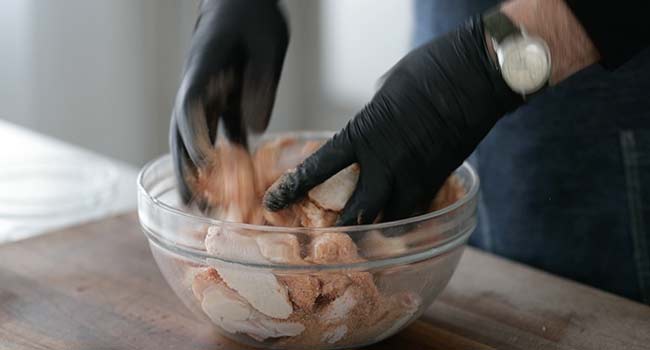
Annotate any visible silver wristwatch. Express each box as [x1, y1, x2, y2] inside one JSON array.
[[483, 10, 552, 98]]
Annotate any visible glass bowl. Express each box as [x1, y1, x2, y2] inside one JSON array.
[[137, 131, 478, 349]]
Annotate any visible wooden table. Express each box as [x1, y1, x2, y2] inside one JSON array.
[[0, 213, 648, 350]]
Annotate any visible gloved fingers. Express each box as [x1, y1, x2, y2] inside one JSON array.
[[382, 175, 445, 222], [382, 186, 426, 223], [241, 56, 286, 133], [241, 17, 289, 132], [170, 118, 199, 206], [174, 69, 250, 210], [221, 78, 248, 147], [263, 133, 356, 211], [203, 100, 221, 147], [336, 169, 391, 226], [174, 67, 238, 168], [175, 7, 245, 166]]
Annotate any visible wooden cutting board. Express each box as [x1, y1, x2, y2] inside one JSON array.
[[0, 213, 649, 350]]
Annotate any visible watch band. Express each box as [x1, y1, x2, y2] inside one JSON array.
[[482, 10, 520, 44]]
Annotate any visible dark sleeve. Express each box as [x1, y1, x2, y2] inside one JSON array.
[[564, 1, 650, 69]]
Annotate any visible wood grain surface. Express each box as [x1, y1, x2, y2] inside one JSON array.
[[0, 213, 648, 350]]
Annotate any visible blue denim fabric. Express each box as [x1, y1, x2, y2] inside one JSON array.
[[415, 0, 650, 303]]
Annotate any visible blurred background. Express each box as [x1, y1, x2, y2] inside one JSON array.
[[0, 0, 413, 166]]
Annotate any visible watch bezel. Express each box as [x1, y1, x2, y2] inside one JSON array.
[[495, 33, 552, 96]]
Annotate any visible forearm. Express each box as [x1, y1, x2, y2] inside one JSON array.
[[564, 0, 650, 69], [492, 0, 600, 85]]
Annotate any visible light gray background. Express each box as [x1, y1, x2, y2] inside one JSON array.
[[0, 0, 413, 165]]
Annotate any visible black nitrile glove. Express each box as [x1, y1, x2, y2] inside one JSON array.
[[264, 16, 523, 225], [171, 0, 288, 203]]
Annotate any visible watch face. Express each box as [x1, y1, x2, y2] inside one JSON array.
[[498, 36, 551, 94]]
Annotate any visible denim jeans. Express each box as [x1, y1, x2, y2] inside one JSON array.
[[415, 0, 650, 303]]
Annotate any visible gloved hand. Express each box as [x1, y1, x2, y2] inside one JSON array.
[[171, 0, 288, 204], [264, 16, 523, 225]]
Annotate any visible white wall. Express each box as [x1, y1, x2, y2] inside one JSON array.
[[0, 1, 32, 130], [0, 0, 413, 165], [308, 0, 413, 130], [0, 0, 196, 165], [273, 0, 414, 132]]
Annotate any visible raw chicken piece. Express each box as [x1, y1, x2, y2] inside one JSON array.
[[191, 267, 223, 300], [189, 142, 260, 223], [303, 232, 374, 308], [277, 275, 321, 312], [265, 163, 359, 228], [214, 265, 293, 319], [318, 274, 353, 300], [255, 233, 303, 264], [297, 200, 339, 228], [348, 272, 380, 302], [322, 325, 348, 344], [205, 226, 267, 264], [263, 206, 302, 227], [252, 137, 298, 194], [307, 232, 360, 264], [253, 137, 323, 194], [307, 164, 360, 212], [255, 233, 321, 312], [252, 319, 305, 342], [255, 138, 329, 227], [275, 140, 323, 175], [205, 227, 293, 319], [192, 269, 305, 341], [264, 207, 300, 227], [357, 230, 408, 258], [378, 292, 421, 337], [201, 284, 252, 325], [320, 285, 363, 324], [244, 206, 267, 226], [430, 175, 465, 211]]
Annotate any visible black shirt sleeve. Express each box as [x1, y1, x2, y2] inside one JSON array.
[[564, 1, 650, 69]]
